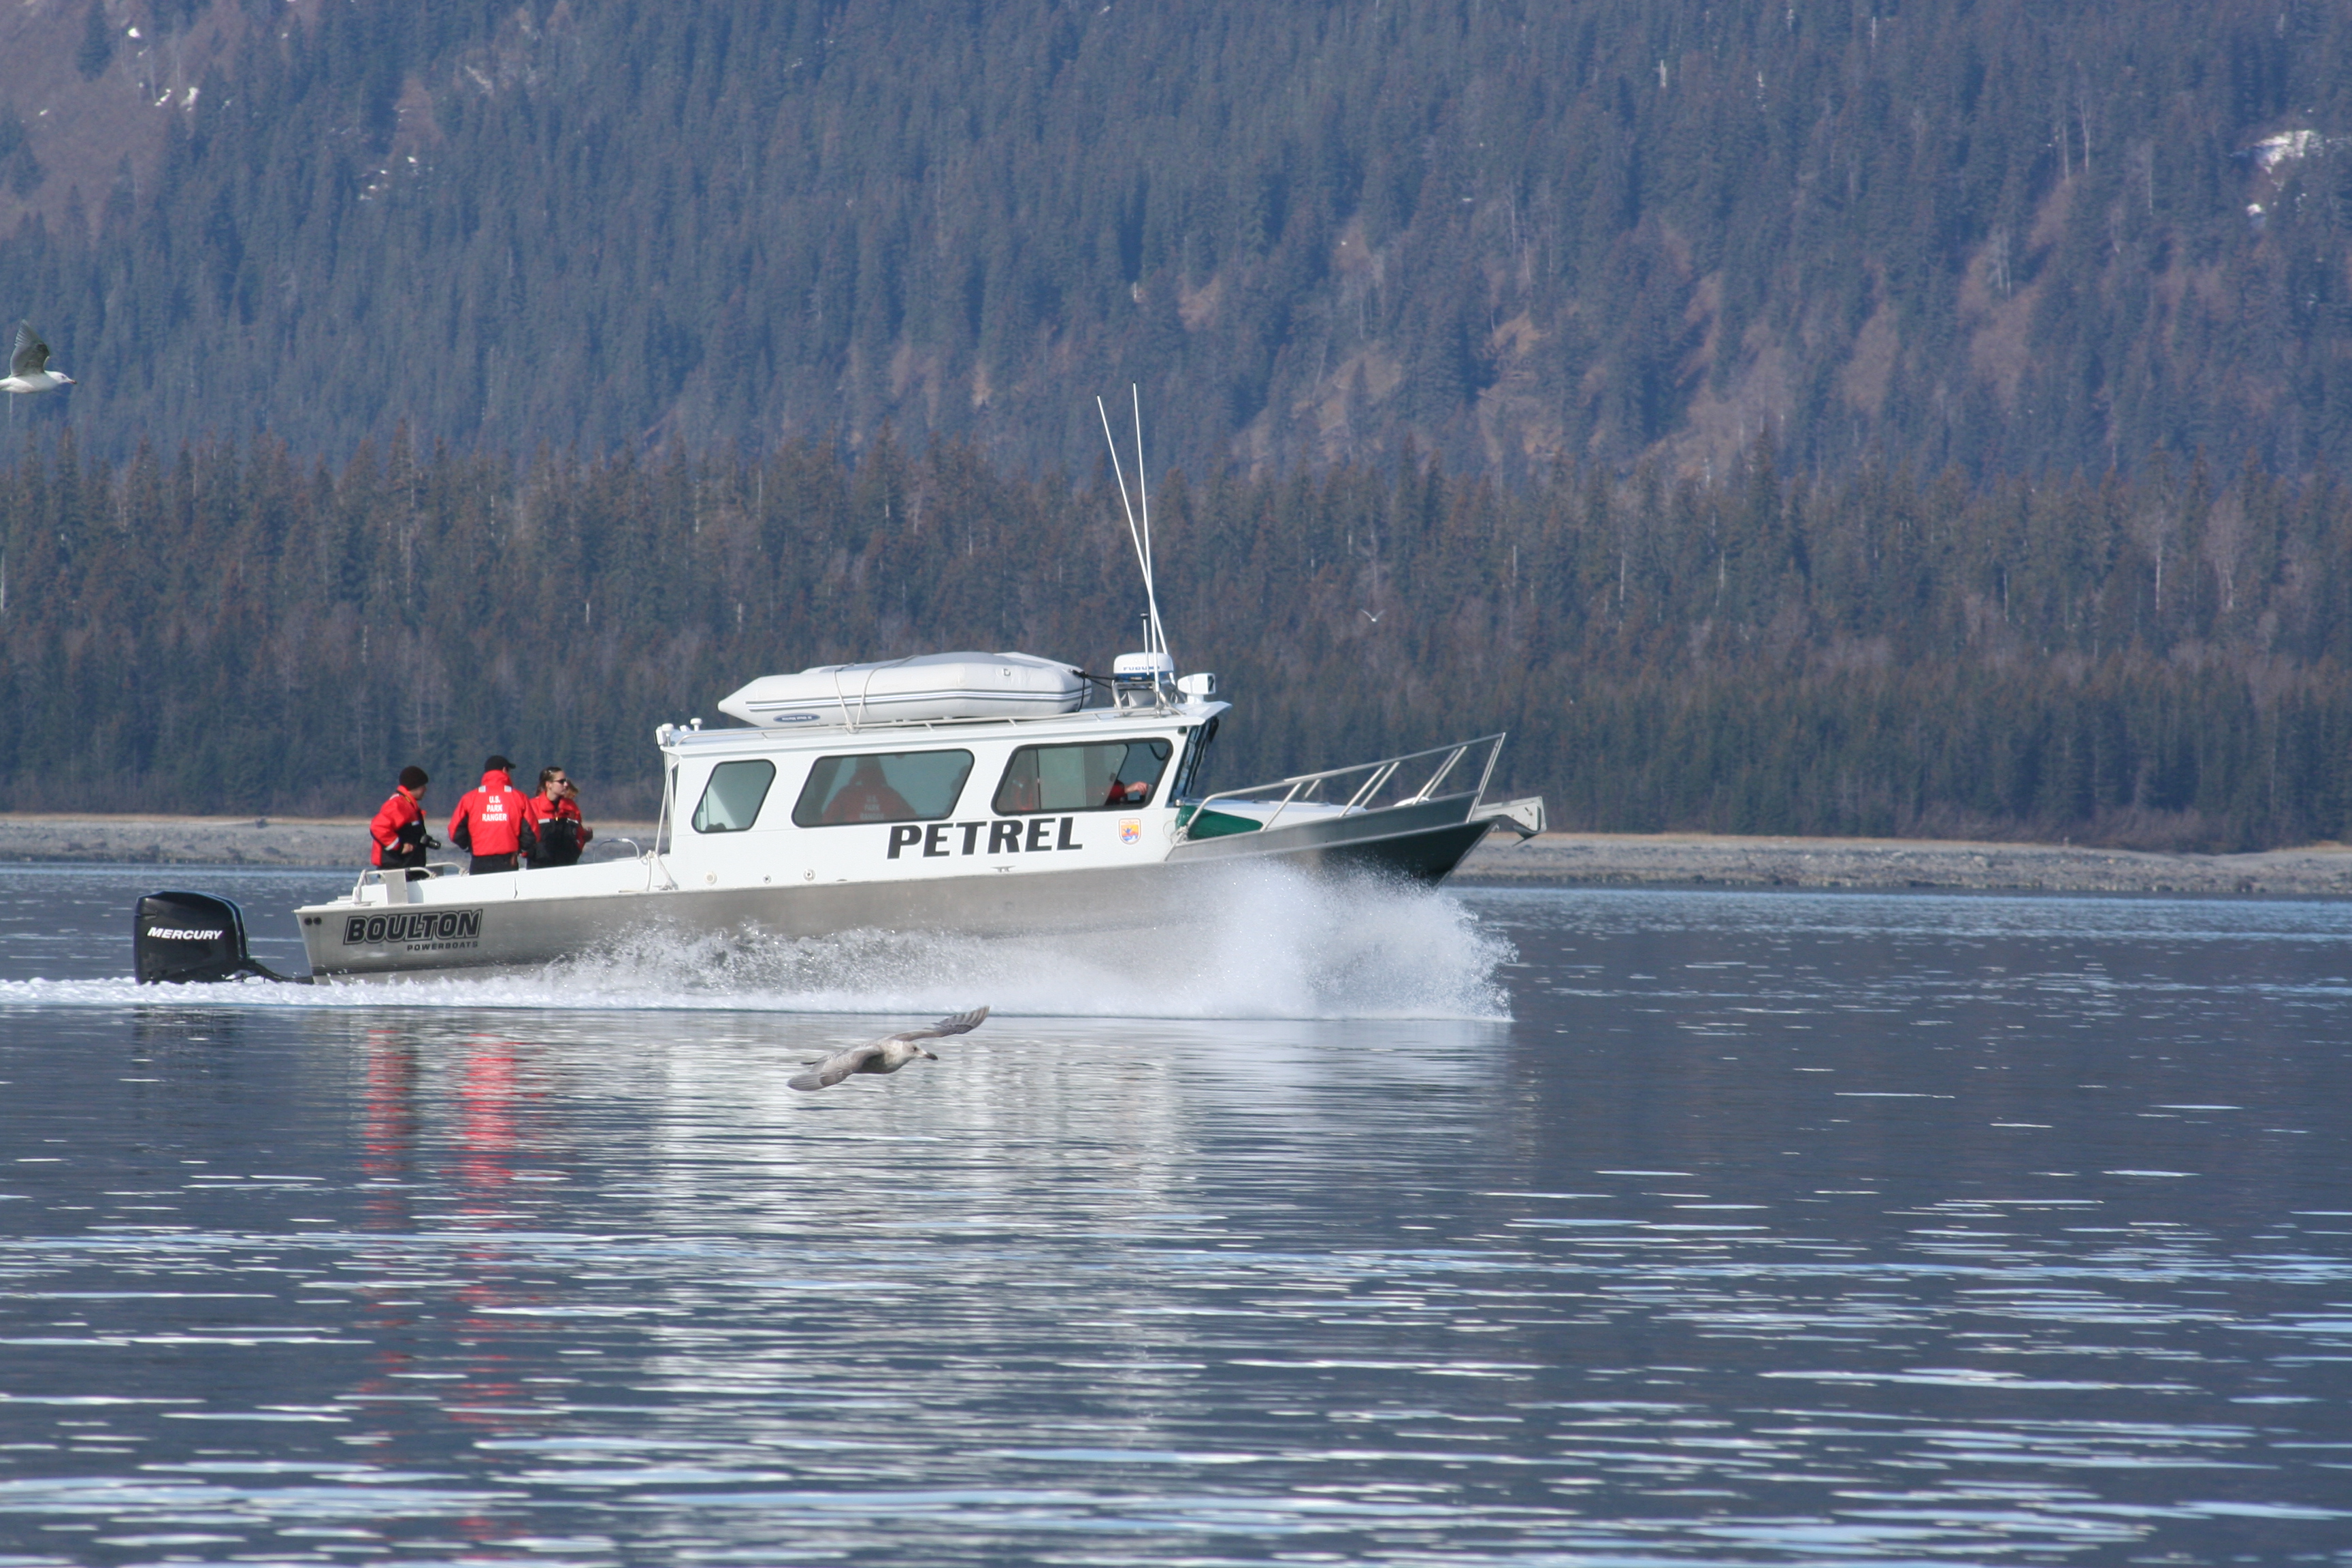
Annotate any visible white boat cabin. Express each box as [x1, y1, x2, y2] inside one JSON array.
[[646, 696, 1225, 894], [349, 651, 1228, 909]]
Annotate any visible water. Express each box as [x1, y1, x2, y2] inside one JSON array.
[[2, 865, 2349, 1565]]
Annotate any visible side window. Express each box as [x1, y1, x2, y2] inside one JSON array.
[[691, 760, 777, 833], [994, 739, 1172, 814], [791, 750, 975, 828]]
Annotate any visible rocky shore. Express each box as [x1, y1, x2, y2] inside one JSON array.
[[0, 815, 658, 870], [1454, 832, 2352, 896], [3, 815, 2345, 896]]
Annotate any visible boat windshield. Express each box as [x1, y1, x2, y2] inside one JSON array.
[[1171, 717, 1219, 799], [791, 749, 975, 827], [992, 739, 1171, 813]]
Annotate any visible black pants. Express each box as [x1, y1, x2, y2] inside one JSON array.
[[470, 853, 520, 875], [380, 847, 429, 880]]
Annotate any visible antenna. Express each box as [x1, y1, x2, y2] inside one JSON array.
[[1096, 388, 1171, 669], [1132, 385, 1166, 664]]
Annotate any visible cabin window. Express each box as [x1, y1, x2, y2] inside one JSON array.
[[791, 749, 975, 828], [691, 760, 777, 833], [993, 738, 1172, 814]]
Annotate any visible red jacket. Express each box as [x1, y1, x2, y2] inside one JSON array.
[[449, 770, 536, 858], [369, 789, 425, 868], [523, 794, 591, 860]]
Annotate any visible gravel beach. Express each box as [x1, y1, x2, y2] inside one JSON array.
[[4, 814, 2347, 896], [1455, 832, 2352, 896], [0, 816, 659, 870]]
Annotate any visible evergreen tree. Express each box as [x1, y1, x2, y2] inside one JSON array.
[[74, 2, 112, 80]]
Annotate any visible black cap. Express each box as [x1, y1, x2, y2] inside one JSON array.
[[485, 754, 513, 773], [397, 765, 429, 789]]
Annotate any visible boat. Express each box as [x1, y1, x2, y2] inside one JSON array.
[[275, 647, 1541, 979], [137, 395, 1545, 984]]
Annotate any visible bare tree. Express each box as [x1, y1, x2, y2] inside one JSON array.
[[2131, 503, 2179, 619], [2201, 491, 2251, 620]]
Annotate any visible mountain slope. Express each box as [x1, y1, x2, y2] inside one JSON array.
[[0, 0, 2345, 477]]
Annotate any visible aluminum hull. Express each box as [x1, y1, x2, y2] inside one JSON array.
[[297, 795, 1494, 980]]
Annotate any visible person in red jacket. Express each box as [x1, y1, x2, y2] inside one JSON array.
[[820, 756, 915, 823], [448, 754, 538, 875], [368, 765, 437, 878], [523, 765, 593, 868]]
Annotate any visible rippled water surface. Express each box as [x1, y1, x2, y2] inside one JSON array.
[[2, 865, 2349, 1565]]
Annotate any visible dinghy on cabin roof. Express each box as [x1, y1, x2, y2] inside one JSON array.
[[715, 653, 1087, 729]]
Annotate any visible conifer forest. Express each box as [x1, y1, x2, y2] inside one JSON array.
[[6, 433, 2351, 851], [0, 0, 2349, 846]]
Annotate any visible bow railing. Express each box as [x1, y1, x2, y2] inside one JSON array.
[[1175, 732, 1507, 843]]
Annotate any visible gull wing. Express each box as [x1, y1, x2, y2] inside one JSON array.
[[887, 1005, 989, 1044], [11, 322, 48, 379], [788, 1041, 883, 1092]]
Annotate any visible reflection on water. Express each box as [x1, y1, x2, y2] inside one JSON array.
[[0, 870, 2349, 1563]]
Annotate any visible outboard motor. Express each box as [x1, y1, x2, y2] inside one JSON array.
[[133, 892, 308, 984]]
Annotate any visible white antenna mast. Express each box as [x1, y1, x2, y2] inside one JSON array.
[[1096, 389, 1170, 669], [1132, 384, 1167, 664]]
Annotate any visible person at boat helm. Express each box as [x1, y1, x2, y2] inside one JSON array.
[[368, 765, 440, 880], [448, 754, 538, 875], [821, 755, 915, 823], [523, 765, 593, 868]]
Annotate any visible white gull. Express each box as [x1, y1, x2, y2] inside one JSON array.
[[0, 321, 71, 396]]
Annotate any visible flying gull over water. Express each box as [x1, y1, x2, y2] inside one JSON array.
[[789, 1005, 987, 1092], [0, 322, 72, 397]]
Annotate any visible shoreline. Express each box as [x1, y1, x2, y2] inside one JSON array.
[[1, 814, 2347, 895], [1454, 832, 2352, 896], [0, 815, 660, 871]]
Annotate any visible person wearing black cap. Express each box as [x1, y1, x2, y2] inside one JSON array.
[[368, 765, 440, 878], [447, 754, 538, 875]]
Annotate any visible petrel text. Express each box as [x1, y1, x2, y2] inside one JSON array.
[[886, 817, 1085, 858]]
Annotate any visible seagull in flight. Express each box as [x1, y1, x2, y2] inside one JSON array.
[[789, 1006, 987, 1091], [0, 322, 72, 397]]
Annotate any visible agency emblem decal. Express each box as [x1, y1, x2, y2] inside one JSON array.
[[1119, 818, 1142, 846]]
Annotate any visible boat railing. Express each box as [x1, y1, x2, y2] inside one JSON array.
[[1175, 732, 1506, 842], [350, 860, 468, 902], [350, 840, 664, 902], [593, 836, 673, 890]]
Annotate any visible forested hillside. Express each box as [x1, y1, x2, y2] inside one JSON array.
[[5, 434, 2347, 850], [3, 2, 2349, 845], [0, 0, 2344, 478]]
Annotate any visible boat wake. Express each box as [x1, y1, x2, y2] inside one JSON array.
[[0, 864, 1511, 1020]]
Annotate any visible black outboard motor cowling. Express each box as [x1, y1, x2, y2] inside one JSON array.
[[134, 892, 305, 984]]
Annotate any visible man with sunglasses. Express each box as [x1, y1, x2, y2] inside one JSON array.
[[523, 765, 594, 868]]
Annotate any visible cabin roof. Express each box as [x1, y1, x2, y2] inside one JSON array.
[[657, 699, 1228, 756]]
